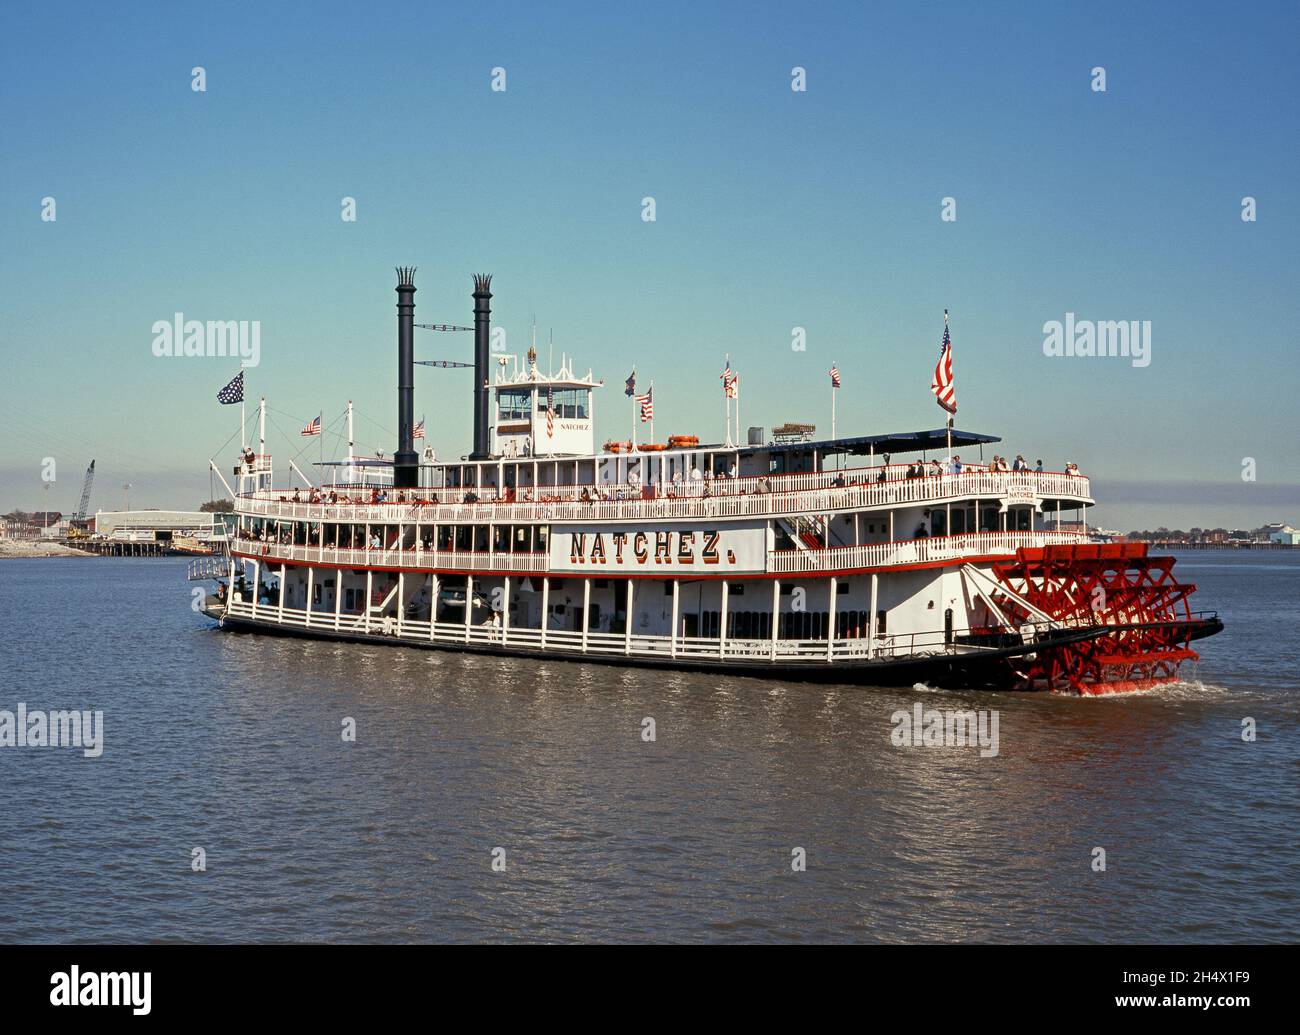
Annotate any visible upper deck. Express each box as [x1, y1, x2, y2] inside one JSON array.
[[236, 461, 1093, 527]]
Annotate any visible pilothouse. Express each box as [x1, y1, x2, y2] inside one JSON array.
[[192, 268, 1223, 695]]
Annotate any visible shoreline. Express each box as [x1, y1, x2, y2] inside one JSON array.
[[0, 541, 90, 559]]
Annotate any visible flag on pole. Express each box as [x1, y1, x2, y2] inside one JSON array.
[[624, 369, 637, 397], [931, 314, 956, 414], [413, 417, 425, 440], [721, 362, 738, 398], [637, 388, 653, 422], [546, 385, 555, 438], [829, 364, 841, 388], [217, 370, 244, 405], [300, 413, 322, 436]]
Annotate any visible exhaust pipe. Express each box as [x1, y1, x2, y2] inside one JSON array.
[[471, 274, 493, 459], [393, 266, 418, 488]]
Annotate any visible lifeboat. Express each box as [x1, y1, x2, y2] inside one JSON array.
[[602, 440, 634, 453], [667, 434, 699, 448], [637, 442, 668, 452]]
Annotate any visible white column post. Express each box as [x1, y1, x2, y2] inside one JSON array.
[[719, 579, 729, 659], [670, 579, 680, 658], [581, 578, 591, 652], [397, 570, 405, 637], [429, 573, 439, 640], [250, 559, 261, 619], [364, 569, 373, 632], [502, 576, 511, 645], [334, 568, 343, 630], [465, 575, 474, 642], [826, 576, 838, 661], [868, 572, 879, 659], [770, 578, 780, 661], [540, 576, 550, 648], [624, 579, 634, 655], [305, 567, 314, 628], [278, 564, 287, 623]]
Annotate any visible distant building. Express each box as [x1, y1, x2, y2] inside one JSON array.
[[1045, 519, 1089, 534], [92, 510, 227, 545], [1, 511, 64, 539], [1266, 525, 1300, 546]]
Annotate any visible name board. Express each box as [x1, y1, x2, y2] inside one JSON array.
[[548, 523, 768, 574]]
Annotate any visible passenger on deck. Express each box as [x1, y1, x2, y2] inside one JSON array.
[[1035, 459, 1044, 473]]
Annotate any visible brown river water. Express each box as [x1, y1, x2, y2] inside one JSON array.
[[0, 553, 1295, 942]]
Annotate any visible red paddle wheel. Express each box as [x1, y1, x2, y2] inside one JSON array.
[[988, 543, 1204, 695]]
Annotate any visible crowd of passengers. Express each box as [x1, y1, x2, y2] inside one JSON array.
[[264, 456, 1084, 507]]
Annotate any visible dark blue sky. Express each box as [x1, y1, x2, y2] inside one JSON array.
[[2, 0, 1297, 528]]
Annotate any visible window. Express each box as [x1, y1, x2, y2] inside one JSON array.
[[545, 388, 588, 419], [498, 388, 532, 422]]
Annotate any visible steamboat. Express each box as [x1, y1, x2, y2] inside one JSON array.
[[192, 268, 1222, 694]]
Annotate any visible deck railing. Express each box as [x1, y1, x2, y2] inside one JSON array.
[[218, 597, 1049, 664], [230, 529, 1089, 576], [767, 530, 1089, 573], [234, 468, 1092, 527]]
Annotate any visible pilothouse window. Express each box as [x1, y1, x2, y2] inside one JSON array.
[[498, 389, 532, 421], [545, 389, 588, 419]]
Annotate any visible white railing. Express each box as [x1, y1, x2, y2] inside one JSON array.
[[230, 542, 549, 573], [235, 469, 1092, 527], [230, 529, 1089, 575], [767, 530, 1090, 573], [219, 598, 1011, 664]]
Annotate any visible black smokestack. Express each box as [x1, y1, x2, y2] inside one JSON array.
[[393, 266, 418, 488], [471, 274, 493, 460]]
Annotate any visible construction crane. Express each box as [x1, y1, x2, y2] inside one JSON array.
[[74, 460, 95, 521]]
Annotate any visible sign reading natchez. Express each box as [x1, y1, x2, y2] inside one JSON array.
[[548, 522, 769, 573]]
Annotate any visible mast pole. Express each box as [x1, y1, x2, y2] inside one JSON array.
[[723, 353, 731, 447], [944, 310, 952, 535], [831, 362, 837, 440]]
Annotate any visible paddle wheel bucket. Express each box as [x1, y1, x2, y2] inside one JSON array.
[[988, 543, 1215, 695]]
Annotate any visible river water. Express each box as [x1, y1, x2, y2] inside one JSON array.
[[0, 552, 1295, 943]]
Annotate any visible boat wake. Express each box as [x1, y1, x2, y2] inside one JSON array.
[[1073, 678, 1236, 702]]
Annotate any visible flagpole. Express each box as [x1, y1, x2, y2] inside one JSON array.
[[831, 363, 837, 440], [649, 381, 655, 443], [723, 353, 731, 447], [945, 310, 952, 535]]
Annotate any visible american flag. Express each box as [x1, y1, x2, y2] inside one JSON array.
[[721, 362, 738, 399], [413, 417, 425, 440], [829, 364, 841, 388], [546, 386, 555, 438], [216, 370, 244, 405], [931, 316, 956, 414], [300, 413, 321, 436], [624, 369, 636, 397], [637, 387, 653, 422]]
